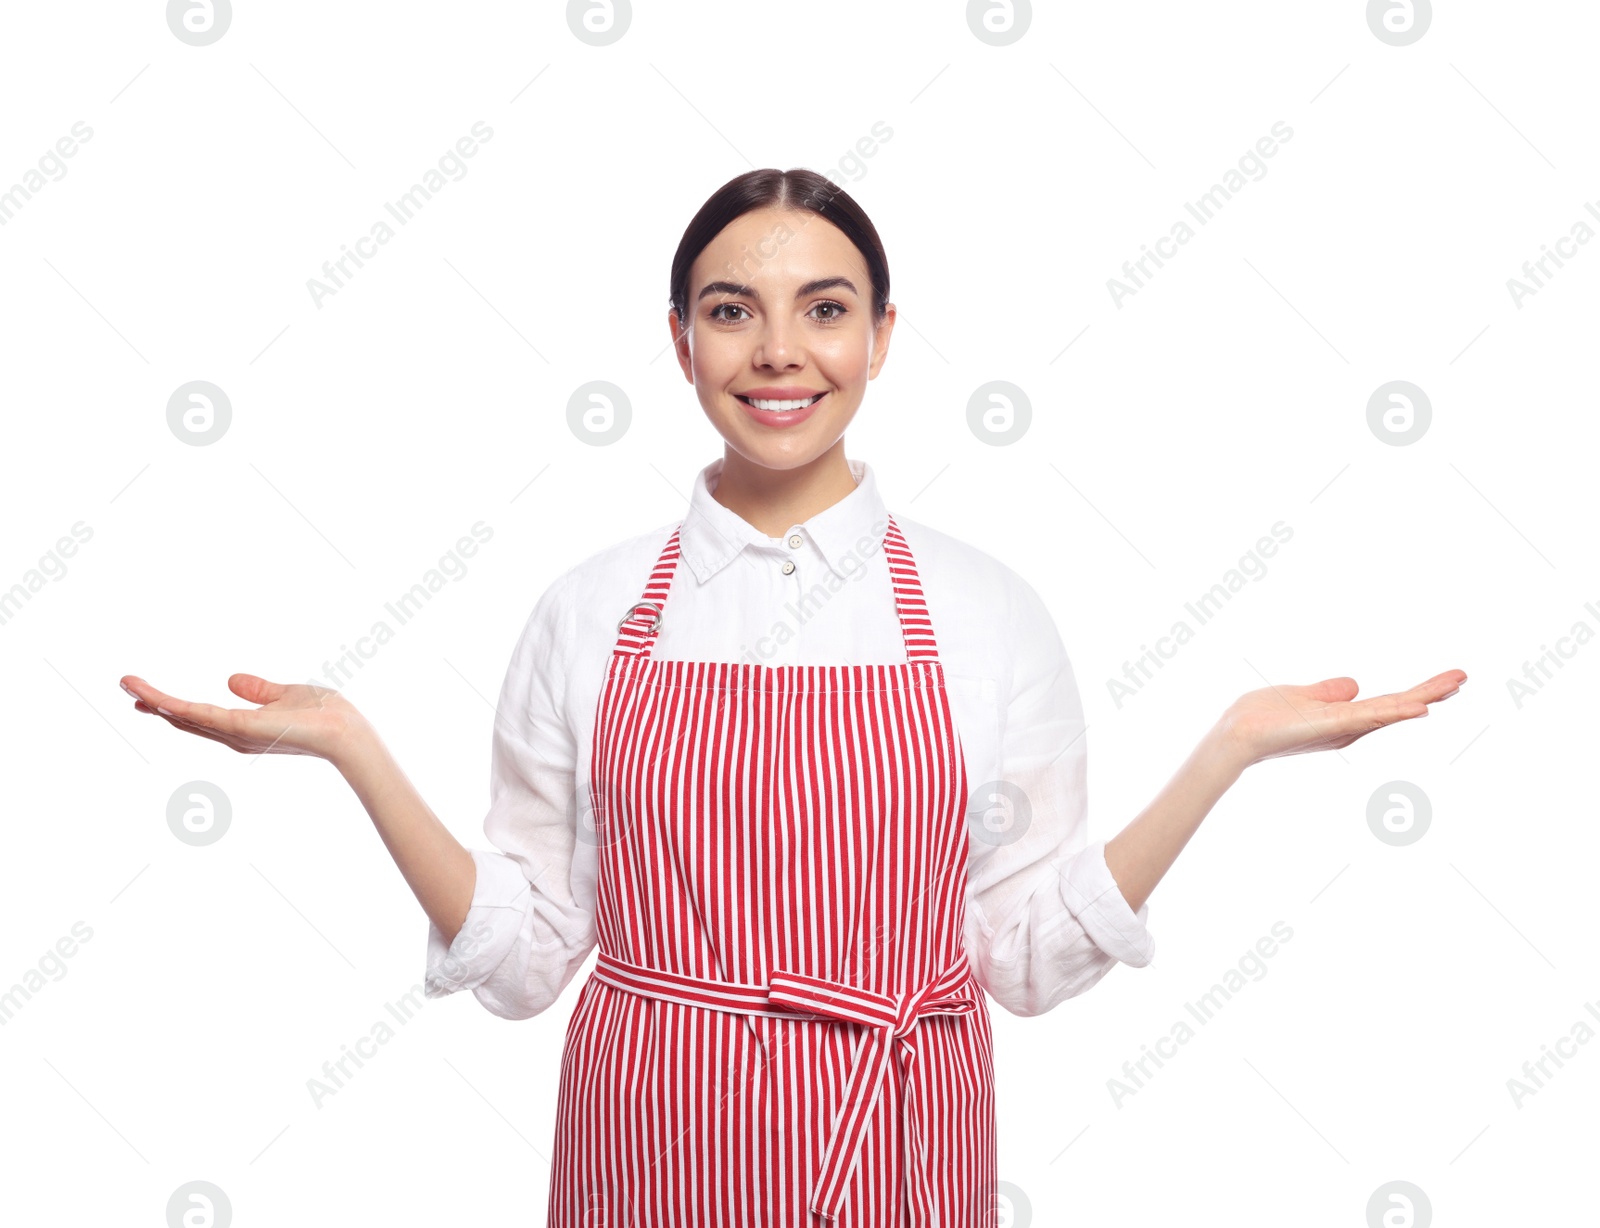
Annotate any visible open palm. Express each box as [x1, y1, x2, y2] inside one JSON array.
[[118, 673, 363, 760], [1221, 670, 1466, 767]]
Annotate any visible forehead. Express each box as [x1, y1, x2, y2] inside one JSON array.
[[692, 207, 867, 285]]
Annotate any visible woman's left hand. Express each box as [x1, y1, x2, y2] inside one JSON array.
[[1218, 669, 1467, 770]]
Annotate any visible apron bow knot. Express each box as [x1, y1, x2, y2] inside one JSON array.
[[767, 964, 977, 1223], [590, 950, 976, 1224]]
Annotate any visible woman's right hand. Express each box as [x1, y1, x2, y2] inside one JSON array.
[[118, 673, 367, 762]]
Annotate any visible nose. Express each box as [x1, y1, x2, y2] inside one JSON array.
[[753, 313, 804, 370]]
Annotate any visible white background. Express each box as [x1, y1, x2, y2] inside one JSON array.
[[1, 1, 1593, 1224]]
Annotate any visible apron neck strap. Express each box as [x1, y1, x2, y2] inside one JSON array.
[[612, 511, 942, 664], [881, 514, 942, 663]]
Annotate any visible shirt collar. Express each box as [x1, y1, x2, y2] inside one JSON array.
[[678, 455, 889, 584]]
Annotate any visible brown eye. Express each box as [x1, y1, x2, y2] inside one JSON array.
[[811, 300, 848, 323]]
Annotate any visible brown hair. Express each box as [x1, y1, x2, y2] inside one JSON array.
[[668, 168, 890, 329]]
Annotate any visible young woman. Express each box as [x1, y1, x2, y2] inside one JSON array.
[[119, 168, 1465, 1227]]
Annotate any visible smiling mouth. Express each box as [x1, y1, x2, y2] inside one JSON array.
[[735, 392, 827, 411]]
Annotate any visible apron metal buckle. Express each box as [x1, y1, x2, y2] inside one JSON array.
[[617, 599, 663, 634]]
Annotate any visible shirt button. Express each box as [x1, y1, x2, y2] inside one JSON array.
[[787, 533, 803, 549], [781, 560, 796, 575]]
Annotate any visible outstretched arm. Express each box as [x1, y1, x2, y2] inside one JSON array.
[[118, 668, 481, 947], [119, 565, 598, 1022], [1103, 670, 1467, 913]]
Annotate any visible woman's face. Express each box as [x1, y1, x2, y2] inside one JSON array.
[[669, 205, 895, 471]]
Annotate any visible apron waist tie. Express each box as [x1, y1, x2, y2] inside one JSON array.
[[592, 948, 977, 1224]]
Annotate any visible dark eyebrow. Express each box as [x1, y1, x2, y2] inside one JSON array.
[[695, 276, 858, 304]]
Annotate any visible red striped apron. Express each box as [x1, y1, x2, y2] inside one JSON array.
[[547, 514, 996, 1226]]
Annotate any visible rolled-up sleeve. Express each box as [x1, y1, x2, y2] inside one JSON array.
[[964, 570, 1155, 1017], [424, 568, 598, 1020]]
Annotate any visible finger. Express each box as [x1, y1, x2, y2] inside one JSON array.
[[127, 686, 190, 720], [1348, 671, 1465, 717], [133, 696, 233, 739], [121, 675, 195, 718], [228, 673, 285, 706], [173, 700, 253, 736], [124, 677, 263, 737], [135, 691, 244, 737], [1341, 693, 1430, 729], [1298, 676, 1359, 703], [158, 716, 245, 751], [1374, 673, 1464, 710], [1404, 669, 1467, 698], [121, 679, 257, 746], [147, 702, 284, 753]]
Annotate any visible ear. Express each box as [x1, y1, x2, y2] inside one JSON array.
[[666, 307, 694, 383], [867, 303, 896, 380]]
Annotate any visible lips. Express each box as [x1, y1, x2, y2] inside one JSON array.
[[734, 390, 828, 429], [735, 392, 827, 410]]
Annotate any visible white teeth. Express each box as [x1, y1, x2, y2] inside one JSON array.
[[745, 394, 821, 412]]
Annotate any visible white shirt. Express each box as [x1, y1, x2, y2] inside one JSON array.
[[424, 456, 1155, 1020]]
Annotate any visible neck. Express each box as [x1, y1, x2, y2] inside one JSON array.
[[711, 441, 858, 537]]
